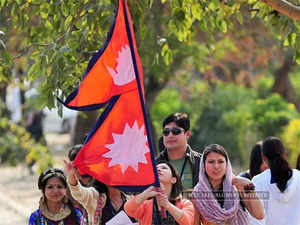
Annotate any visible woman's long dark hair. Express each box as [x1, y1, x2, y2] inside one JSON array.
[[296, 154, 300, 170], [202, 144, 228, 164], [249, 142, 263, 179], [157, 160, 183, 201], [38, 168, 80, 225], [66, 196, 81, 225], [262, 137, 292, 192], [91, 179, 109, 195]]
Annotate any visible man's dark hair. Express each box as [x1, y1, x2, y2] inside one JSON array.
[[162, 112, 190, 132], [68, 144, 83, 161]]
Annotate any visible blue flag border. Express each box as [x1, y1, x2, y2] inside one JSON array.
[[57, 1, 120, 111], [62, 0, 160, 192]]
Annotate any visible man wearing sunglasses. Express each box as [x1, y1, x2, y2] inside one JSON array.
[[156, 112, 201, 196]]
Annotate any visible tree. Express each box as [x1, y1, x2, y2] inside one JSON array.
[[1, 0, 300, 143], [259, 0, 300, 20]]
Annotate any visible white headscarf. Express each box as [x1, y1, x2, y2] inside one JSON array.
[[192, 145, 249, 225]]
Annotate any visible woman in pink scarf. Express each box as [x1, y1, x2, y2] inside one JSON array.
[[192, 144, 264, 225]]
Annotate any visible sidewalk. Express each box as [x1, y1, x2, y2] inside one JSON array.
[[0, 165, 40, 224], [0, 133, 70, 225]]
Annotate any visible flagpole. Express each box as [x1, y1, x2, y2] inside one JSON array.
[[153, 198, 162, 224], [122, 0, 160, 188], [123, 1, 162, 223]]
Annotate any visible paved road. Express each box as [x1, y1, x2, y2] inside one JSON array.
[[0, 203, 27, 225], [0, 166, 36, 225], [0, 133, 70, 225]]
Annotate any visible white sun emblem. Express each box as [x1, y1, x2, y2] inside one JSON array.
[[106, 44, 135, 86], [103, 121, 149, 173]]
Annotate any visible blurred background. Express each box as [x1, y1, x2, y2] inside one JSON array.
[[1, 0, 300, 224]]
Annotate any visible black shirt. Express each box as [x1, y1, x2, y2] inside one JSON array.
[[101, 193, 136, 225]]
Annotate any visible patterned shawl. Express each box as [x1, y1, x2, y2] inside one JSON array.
[[192, 151, 249, 225]]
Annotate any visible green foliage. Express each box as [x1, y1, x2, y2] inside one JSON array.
[[281, 119, 300, 167], [1, 0, 298, 122], [246, 0, 300, 64], [0, 0, 249, 112], [225, 93, 299, 163], [151, 80, 300, 168], [1, 0, 116, 112], [256, 76, 274, 98], [1, 0, 300, 171], [189, 83, 299, 167], [183, 80, 213, 126], [290, 71, 300, 100], [190, 83, 257, 165], [151, 80, 212, 136], [250, 94, 298, 137], [0, 101, 53, 172], [151, 88, 184, 134]]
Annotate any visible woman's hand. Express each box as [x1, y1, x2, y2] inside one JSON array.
[[63, 160, 78, 186], [135, 186, 159, 204], [156, 184, 171, 209], [232, 176, 252, 192], [143, 186, 159, 199], [233, 176, 264, 220]]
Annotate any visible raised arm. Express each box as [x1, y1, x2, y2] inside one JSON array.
[[63, 160, 104, 210], [124, 186, 158, 220], [156, 188, 194, 225], [232, 176, 264, 220]]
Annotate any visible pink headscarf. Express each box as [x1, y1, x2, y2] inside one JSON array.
[[192, 147, 249, 225]]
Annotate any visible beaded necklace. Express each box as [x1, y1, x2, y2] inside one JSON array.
[[38, 209, 65, 225], [94, 195, 103, 225]]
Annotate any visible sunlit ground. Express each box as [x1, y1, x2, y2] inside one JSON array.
[[0, 131, 71, 225]]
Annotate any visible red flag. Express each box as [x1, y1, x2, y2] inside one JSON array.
[[60, 0, 159, 191], [59, 0, 144, 110], [73, 92, 156, 189]]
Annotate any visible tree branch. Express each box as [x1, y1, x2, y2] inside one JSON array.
[[13, 42, 53, 60], [13, 0, 96, 60], [259, 0, 300, 20]]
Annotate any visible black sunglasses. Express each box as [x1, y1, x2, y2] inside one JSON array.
[[163, 127, 184, 136]]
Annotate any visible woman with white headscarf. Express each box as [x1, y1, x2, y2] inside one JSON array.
[[192, 144, 264, 225]]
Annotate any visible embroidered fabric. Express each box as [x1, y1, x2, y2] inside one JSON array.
[[38, 210, 65, 225], [39, 197, 71, 221], [94, 195, 103, 225]]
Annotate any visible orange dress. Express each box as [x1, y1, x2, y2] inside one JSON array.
[[194, 210, 230, 225], [125, 196, 194, 225]]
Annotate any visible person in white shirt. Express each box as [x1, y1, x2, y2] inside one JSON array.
[[250, 136, 300, 225]]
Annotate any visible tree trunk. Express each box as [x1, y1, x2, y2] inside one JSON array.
[[271, 51, 299, 110], [145, 74, 167, 154], [259, 0, 300, 20], [71, 110, 99, 145], [0, 82, 9, 117], [0, 84, 6, 103]]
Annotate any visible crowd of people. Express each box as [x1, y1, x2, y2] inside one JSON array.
[[28, 112, 300, 225]]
